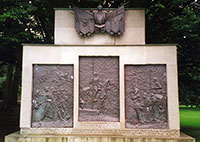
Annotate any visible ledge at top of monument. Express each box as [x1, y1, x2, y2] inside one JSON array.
[[54, 8, 145, 10]]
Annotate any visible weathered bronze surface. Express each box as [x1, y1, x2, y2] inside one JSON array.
[[74, 5, 125, 37], [125, 65, 168, 129], [32, 65, 73, 128], [79, 57, 119, 121]]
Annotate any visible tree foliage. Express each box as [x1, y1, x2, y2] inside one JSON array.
[[0, 0, 199, 108]]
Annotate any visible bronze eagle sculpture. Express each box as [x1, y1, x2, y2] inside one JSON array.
[[74, 5, 125, 37]]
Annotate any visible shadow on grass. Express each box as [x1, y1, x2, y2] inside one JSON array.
[[180, 106, 200, 142], [181, 127, 200, 142]]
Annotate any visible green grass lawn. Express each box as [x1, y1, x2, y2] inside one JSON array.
[[180, 106, 200, 142]]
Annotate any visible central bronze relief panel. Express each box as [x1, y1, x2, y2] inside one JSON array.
[[79, 56, 119, 122], [125, 65, 168, 129], [32, 65, 73, 128]]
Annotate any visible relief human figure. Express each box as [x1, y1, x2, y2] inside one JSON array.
[[52, 90, 71, 121], [151, 77, 162, 93], [97, 78, 118, 115], [32, 66, 73, 127], [150, 93, 165, 122], [80, 72, 102, 110], [157, 95, 167, 122], [130, 87, 146, 124], [150, 76, 166, 122], [33, 90, 71, 123], [80, 73, 118, 115], [125, 65, 168, 129], [79, 86, 92, 109], [32, 95, 55, 122], [97, 92, 107, 115]]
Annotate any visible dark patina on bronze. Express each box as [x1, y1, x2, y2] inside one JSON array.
[[125, 65, 168, 129], [79, 56, 119, 122], [74, 5, 125, 37], [32, 65, 74, 128]]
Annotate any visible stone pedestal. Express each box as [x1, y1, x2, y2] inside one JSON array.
[[18, 45, 180, 135]]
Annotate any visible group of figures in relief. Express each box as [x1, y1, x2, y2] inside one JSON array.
[[31, 63, 168, 129], [125, 65, 168, 129], [79, 57, 119, 121], [32, 65, 73, 128]]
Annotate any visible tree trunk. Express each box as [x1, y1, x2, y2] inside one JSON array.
[[3, 64, 14, 109], [10, 65, 21, 106]]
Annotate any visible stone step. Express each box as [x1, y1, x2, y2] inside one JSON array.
[[5, 132, 195, 142]]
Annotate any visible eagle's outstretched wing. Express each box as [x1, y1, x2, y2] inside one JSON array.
[[106, 6, 125, 36], [74, 6, 95, 36]]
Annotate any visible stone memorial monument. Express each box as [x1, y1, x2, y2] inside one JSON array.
[[5, 5, 195, 142]]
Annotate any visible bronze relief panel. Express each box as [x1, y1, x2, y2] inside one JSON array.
[[125, 65, 168, 129], [79, 56, 119, 122], [32, 64, 74, 128]]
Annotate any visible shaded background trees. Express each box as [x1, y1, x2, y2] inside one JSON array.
[[0, 0, 200, 109]]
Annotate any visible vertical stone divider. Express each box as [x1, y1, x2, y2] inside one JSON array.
[[74, 56, 79, 128], [120, 59, 125, 128], [167, 64, 180, 130], [20, 63, 33, 128]]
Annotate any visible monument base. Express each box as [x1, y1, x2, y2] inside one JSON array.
[[5, 131, 195, 142]]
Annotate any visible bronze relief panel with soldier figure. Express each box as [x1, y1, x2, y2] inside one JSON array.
[[125, 65, 168, 129], [32, 65, 74, 128], [79, 57, 119, 122]]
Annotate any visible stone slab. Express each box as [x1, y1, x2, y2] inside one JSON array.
[[20, 128, 180, 138], [5, 132, 195, 142]]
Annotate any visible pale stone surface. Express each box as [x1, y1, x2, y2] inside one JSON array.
[[125, 10, 145, 28], [146, 46, 177, 65], [20, 45, 180, 136], [75, 122, 121, 129], [55, 28, 84, 45], [21, 128, 180, 137], [5, 132, 195, 142], [55, 10, 74, 28], [20, 64, 32, 128], [73, 62, 79, 128], [115, 28, 145, 45], [119, 62, 125, 127], [54, 10, 145, 45], [84, 34, 115, 45], [167, 64, 180, 130]]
